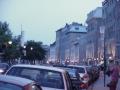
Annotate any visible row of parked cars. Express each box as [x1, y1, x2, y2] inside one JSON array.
[[53, 64, 100, 89], [0, 63, 100, 90]]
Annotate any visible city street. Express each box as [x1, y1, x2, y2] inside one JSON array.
[[87, 72, 120, 90], [1, 0, 120, 90]]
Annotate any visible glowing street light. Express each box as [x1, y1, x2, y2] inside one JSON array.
[[109, 56, 112, 60], [23, 45, 26, 49], [8, 41, 12, 45], [30, 47, 33, 50]]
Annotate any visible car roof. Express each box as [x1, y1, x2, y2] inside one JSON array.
[[68, 65, 86, 68], [0, 75, 34, 86], [11, 64, 66, 73]]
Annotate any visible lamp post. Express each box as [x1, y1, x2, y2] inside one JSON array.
[[100, 26, 106, 87], [103, 27, 106, 87], [7, 41, 12, 64], [23, 45, 26, 57]]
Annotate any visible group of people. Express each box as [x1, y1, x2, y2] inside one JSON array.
[[106, 60, 120, 90]]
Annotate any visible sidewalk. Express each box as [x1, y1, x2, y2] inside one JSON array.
[[87, 72, 120, 90]]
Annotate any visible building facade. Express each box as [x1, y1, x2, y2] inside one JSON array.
[[103, 0, 120, 61], [48, 42, 56, 63], [55, 22, 87, 64], [86, 7, 104, 65]]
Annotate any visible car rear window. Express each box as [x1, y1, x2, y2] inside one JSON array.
[[68, 66, 85, 73], [0, 81, 22, 90], [7, 67, 64, 89], [62, 67, 77, 78], [77, 67, 85, 73]]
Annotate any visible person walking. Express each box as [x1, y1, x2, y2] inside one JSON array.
[[107, 61, 119, 90]]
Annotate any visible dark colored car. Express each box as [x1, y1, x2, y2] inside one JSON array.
[[67, 65, 91, 89], [0, 75, 42, 90], [53, 65, 88, 90], [0, 63, 9, 74]]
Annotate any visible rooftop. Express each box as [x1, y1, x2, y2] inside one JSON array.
[[56, 22, 87, 33], [86, 7, 102, 22]]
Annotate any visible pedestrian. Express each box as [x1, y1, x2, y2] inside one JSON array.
[[107, 60, 119, 90]]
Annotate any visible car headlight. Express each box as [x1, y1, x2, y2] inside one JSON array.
[[0, 69, 4, 73]]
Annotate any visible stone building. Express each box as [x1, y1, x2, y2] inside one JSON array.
[[48, 42, 56, 63], [55, 22, 87, 64], [103, 0, 120, 61], [86, 7, 104, 65]]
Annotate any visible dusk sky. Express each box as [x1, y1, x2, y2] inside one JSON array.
[[0, 0, 103, 45]]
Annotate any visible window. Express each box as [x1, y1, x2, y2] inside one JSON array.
[[7, 67, 64, 89], [0, 81, 22, 90], [78, 67, 85, 73], [64, 68, 77, 78], [75, 27, 79, 30]]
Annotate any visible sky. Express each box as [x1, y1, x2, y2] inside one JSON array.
[[0, 0, 103, 45]]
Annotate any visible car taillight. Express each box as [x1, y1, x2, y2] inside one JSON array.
[[24, 84, 32, 90], [82, 74, 89, 83], [80, 83, 88, 89]]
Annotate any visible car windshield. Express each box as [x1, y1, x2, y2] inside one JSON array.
[[7, 67, 64, 89], [0, 81, 22, 90]]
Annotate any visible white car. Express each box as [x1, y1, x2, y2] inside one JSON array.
[[5, 64, 74, 90]]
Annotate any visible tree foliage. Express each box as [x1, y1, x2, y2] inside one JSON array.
[[0, 22, 12, 50], [24, 40, 46, 62], [0, 22, 21, 63], [0, 21, 46, 64]]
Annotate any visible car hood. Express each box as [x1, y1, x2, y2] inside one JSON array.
[[42, 87, 64, 90]]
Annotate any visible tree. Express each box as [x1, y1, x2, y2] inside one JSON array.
[[0, 22, 12, 50], [24, 40, 46, 64], [0, 22, 12, 62], [3, 36, 21, 61], [0, 22, 21, 64]]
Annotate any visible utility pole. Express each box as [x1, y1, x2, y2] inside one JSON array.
[[103, 26, 106, 87], [20, 24, 24, 47]]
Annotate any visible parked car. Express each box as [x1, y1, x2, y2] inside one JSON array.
[[0, 63, 9, 74], [67, 65, 91, 89], [53, 65, 83, 90], [0, 75, 42, 90], [5, 64, 75, 90]]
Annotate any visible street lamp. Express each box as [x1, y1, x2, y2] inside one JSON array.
[[23, 45, 26, 49], [23, 45, 26, 57], [30, 47, 33, 51], [100, 26, 106, 87], [8, 41, 12, 45]]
